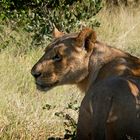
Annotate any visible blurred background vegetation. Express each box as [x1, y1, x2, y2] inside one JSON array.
[[0, 0, 140, 139], [0, 0, 139, 44], [0, 0, 102, 44]]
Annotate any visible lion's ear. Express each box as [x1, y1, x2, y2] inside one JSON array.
[[52, 26, 64, 38], [76, 28, 96, 52]]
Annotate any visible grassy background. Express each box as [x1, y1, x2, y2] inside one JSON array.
[[0, 7, 140, 139]]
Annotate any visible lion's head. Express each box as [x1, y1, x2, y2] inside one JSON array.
[[31, 28, 96, 91]]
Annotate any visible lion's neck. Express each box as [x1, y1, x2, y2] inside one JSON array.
[[77, 41, 129, 93]]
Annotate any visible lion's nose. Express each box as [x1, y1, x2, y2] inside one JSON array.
[[31, 68, 41, 79]]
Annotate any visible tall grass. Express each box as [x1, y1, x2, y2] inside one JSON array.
[[0, 25, 82, 139], [96, 7, 140, 56], [0, 7, 140, 139]]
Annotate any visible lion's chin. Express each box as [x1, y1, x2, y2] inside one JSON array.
[[36, 81, 59, 92], [36, 85, 52, 92]]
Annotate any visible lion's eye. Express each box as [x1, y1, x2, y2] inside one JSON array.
[[52, 54, 61, 61]]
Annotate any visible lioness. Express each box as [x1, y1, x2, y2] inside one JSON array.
[[31, 27, 140, 140]]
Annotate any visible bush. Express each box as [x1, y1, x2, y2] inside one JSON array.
[[0, 0, 102, 44]]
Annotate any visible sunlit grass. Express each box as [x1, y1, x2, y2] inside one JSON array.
[[0, 52, 82, 139], [96, 7, 140, 56], [0, 25, 82, 139]]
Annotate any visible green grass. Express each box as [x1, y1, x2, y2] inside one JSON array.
[[0, 7, 140, 139]]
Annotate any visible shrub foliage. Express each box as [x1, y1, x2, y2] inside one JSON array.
[[0, 0, 102, 41]]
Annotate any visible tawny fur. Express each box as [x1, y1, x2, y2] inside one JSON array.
[[31, 28, 140, 140]]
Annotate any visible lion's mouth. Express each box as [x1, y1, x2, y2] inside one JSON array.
[[36, 81, 59, 92]]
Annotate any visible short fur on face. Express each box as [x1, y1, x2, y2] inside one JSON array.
[[31, 28, 96, 91]]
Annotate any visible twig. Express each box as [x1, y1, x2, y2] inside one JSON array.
[[118, 21, 140, 41]]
